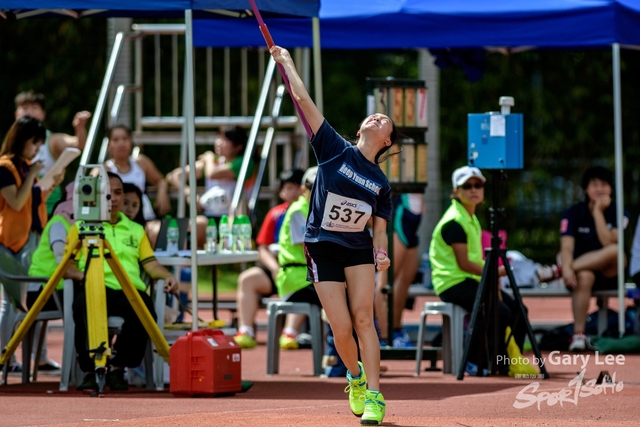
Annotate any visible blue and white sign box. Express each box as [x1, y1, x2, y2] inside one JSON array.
[[467, 113, 523, 170]]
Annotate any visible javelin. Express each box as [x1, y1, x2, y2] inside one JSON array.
[[248, 0, 313, 139]]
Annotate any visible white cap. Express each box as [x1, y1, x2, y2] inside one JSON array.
[[199, 186, 230, 214], [451, 166, 486, 188], [302, 166, 318, 187]]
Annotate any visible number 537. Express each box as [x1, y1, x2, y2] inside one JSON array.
[[329, 205, 366, 224]]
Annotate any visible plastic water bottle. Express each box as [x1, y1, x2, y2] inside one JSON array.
[[231, 216, 242, 252], [238, 215, 253, 252], [205, 217, 217, 254], [166, 218, 179, 256], [218, 215, 231, 252], [421, 249, 432, 289]]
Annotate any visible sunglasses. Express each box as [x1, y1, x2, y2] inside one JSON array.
[[460, 182, 484, 190]]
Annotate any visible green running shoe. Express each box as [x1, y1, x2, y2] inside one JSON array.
[[360, 389, 386, 426], [279, 333, 300, 350], [345, 361, 367, 417], [234, 332, 257, 349]]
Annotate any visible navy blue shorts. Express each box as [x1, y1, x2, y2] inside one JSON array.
[[285, 285, 322, 306], [257, 265, 278, 296], [593, 272, 619, 291], [304, 241, 374, 283]]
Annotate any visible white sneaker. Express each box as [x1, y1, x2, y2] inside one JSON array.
[[569, 333, 587, 352], [537, 264, 562, 283], [392, 330, 413, 348]]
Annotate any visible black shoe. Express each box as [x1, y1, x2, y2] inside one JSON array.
[[77, 373, 98, 391], [296, 332, 313, 349], [7, 362, 22, 375], [107, 369, 129, 391], [38, 360, 61, 373]]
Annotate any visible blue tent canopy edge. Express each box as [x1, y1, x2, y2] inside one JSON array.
[[192, 0, 640, 48], [0, 0, 319, 18]]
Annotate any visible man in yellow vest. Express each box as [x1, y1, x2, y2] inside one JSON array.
[[27, 182, 76, 372], [64, 172, 178, 391]]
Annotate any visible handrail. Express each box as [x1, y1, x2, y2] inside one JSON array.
[[110, 84, 134, 127], [248, 84, 286, 216], [130, 24, 185, 35], [132, 133, 292, 145], [81, 24, 299, 218], [97, 84, 137, 164], [138, 116, 298, 128], [97, 136, 109, 165], [80, 31, 130, 166], [230, 56, 277, 216], [177, 57, 190, 219]]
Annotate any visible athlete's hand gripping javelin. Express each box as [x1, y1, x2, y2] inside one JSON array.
[[270, 46, 324, 136]]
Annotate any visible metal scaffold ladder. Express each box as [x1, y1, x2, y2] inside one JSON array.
[[81, 23, 309, 217]]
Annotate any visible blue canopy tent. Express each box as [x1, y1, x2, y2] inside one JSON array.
[[0, 0, 319, 330], [0, 0, 318, 18], [193, 0, 640, 336], [193, 0, 640, 48]]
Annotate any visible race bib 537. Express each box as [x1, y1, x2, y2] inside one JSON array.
[[321, 192, 372, 233]]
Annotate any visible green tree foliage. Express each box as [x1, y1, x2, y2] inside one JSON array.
[[300, 50, 418, 136], [0, 18, 106, 135]]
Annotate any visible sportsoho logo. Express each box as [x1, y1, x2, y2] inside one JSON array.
[[512, 352, 625, 410]]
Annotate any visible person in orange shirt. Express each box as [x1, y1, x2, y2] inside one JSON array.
[[14, 91, 91, 215], [0, 116, 63, 374]]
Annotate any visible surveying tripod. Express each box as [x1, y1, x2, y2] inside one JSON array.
[[456, 170, 548, 380], [0, 222, 170, 394]]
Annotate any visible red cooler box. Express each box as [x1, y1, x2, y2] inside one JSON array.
[[170, 329, 242, 396]]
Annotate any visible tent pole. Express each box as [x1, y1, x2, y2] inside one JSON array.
[[184, 9, 199, 331], [612, 43, 625, 338], [178, 60, 189, 219]]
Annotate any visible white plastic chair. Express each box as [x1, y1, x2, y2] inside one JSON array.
[[415, 301, 467, 377], [265, 300, 323, 376], [0, 248, 64, 385]]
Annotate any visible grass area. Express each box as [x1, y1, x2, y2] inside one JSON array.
[[194, 264, 242, 295]]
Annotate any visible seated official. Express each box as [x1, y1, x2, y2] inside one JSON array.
[[234, 169, 305, 349], [430, 166, 526, 375], [274, 167, 322, 344], [27, 182, 76, 373], [557, 167, 627, 352], [65, 172, 178, 391]]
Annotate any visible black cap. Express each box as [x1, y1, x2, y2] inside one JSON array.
[[279, 169, 305, 190]]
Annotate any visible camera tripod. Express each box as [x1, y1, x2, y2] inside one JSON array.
[[457, 170, 548, 380], [0, 223, 170, 393]]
